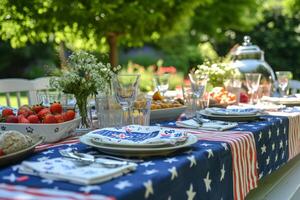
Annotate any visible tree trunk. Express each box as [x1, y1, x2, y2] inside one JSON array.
[[59, 42, 67, 69], [107, 33, 118, 67]]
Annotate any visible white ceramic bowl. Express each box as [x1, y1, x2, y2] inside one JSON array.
[[0, 118, 81, 143]]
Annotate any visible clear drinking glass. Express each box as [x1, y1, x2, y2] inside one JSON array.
[[188, 73, 208, 113], [245, 73, 262, 104], [153, 74, 170, 96], [112, 74, 140, 126], [276, 71, 293, 97]]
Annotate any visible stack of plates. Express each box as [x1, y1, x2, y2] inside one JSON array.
[[261, 96, 300, 106], [80, 125, 198, 157], [198, 107, 262, 122]]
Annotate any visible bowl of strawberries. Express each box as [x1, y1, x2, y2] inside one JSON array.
[[0, 102, 81, 143]]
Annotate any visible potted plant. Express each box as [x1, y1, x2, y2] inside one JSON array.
[[50, 51, 120, 128]]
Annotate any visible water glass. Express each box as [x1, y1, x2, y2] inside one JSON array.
[[153, 74, 170, 96], [276, 71, 293, 96], [132, 95, 152, 125], [112, 74, 140, 126], [224, 78, 242, 103], [95, 95, 122, 128], [182, 83, 209, 118], [188, 73, 208, 99], [245, 73, 262, 104]]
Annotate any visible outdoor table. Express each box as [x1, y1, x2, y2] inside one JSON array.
[[1, 111, 300, 200]]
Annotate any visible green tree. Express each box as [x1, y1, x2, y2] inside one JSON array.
[[0, 0, 204, 67]]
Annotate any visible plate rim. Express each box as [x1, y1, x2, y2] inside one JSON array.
[[80, 134, 198, 153]]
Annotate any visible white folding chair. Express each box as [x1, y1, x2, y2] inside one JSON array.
[[289, 80, 300, 95], [0, 78, 34, 107], [29, 77, 53, 105]]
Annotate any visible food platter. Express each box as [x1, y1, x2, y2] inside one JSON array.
[[80, 133, 198, 157], [0, 136, 44, 167], [150, 106, 186, 123]]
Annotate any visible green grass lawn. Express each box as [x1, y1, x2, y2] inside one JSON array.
[[0, 94, 29, 108]]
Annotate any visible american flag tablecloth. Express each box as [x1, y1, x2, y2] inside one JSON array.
[[0, 114, 296, 200]]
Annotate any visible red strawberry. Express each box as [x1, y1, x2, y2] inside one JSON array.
[[0, 148, 5, 156], [31, 104, 44, 114], [63, 110, 76, 121], [50, 102, 63, 114], [18, 107, 32, 117], [27, 115, 40, 123], [2, 108, 14, 117], [43, 114, 57, 124], [54, 114, 64, 123], [240, 92, 249, 103], [5, 115, 18, 123], [18, 116, 30, 123], [37, 108, 51, 120]]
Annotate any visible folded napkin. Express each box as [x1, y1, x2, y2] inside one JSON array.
[[205, 107, 259, 116], [88, 125, 188, 146], [19, 158, 137, 185], [176, 119, 238, 131]]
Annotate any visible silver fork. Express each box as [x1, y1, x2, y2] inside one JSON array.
[[59, 150, 130, 168]]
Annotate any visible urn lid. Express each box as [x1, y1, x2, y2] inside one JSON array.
[[232, 36, 263, 59]]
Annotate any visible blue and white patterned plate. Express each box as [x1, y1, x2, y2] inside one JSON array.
[[85, 125, 188, 148], [205, 107, 260, 116]]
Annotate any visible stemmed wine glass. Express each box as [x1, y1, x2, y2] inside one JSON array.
[[153, 74, 170, 96], [188, 73, 208, 112], [245, 73, 262, 104], [112, 74, 140, 126], [276, 71, 292, 97]]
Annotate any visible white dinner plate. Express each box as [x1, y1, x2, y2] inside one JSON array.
[[198, 110, 262, 122], [79, 134, 198, 157]]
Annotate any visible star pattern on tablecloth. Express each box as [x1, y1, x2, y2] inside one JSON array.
[[79, 185, 101, 193], [203, 172, 212, 192], [164, 158, 178, 164], [272, 143, 275, 151], [141, 161, 155, 167], [266, 156, 270, 165], [259, 132, 262, 141], [42, 149, 54, 155], [3, 173, 17, 182], [221, 143, 228, 151], [280, 140, 283, 149], [201, 143, 211, 147], [275, 154, 278, 162], [114, 180, 132, 190], [261, 144, 267, 154], [143, 169, 159, 175], [144, 180, 154, 199], [186, 184, 196, 200], [220, 164, 225, 181], [268, 129, 272, 138], [277, 128, 280, 136], [206, 149, 214, 159], [187, 155, 197, 168], [168, 167, 178, 180]]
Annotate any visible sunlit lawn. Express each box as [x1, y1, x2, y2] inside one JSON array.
[[0, 94, 29, 108]]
